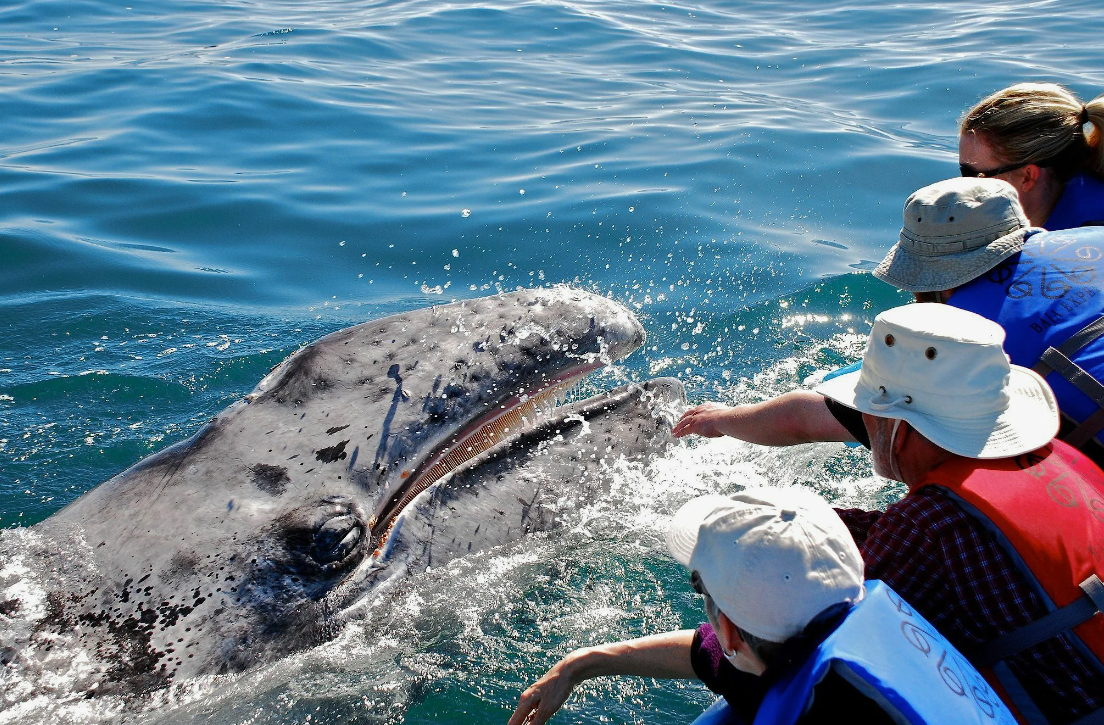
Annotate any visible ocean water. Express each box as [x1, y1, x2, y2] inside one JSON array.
[[1, 0, 1102, 722]]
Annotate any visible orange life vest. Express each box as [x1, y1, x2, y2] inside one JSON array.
[[922, 439, 1104, 724]]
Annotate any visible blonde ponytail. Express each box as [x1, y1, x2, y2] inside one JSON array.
[[1085, 94, 1104, 177], [961, 83, 1102, 182]]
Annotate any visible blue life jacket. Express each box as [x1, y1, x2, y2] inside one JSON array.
[[692, 698, 744, 725], [1045, 173, 1104, 231], [822, 361, 860, 382], [689, 581, 1016, 725], [950, 226, 1104, 448]]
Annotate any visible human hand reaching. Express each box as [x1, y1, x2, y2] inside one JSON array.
[[508, 654, 584, 725], [672, 402, 734, 438]]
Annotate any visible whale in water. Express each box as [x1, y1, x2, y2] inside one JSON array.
[[0, 288, 684, 698]]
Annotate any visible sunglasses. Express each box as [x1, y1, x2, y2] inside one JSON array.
[[958, 160, 1028, 178], [690, 570, 705, 594], [691, 570, 718, 605], [690, 571, 721, 623]]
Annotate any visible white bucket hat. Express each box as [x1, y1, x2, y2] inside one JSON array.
[[666, 487, 864, 643], [816, 303, 1058, 458], [874, 177, 1032, 293]]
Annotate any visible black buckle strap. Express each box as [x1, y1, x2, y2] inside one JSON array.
[[1054, 316, 1104, 361], [1068, 409, 1104, 449], [1036, 346, 1104, 445], [1034, 347, 1104, 409], [969, 575, 1104, 668], [1033, 315, 1104, 380], [1033, 318, 1104, 446]]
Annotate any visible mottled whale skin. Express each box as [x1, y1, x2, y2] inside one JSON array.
[[0, 288, 683, 697], [381, 377, 685, 576]]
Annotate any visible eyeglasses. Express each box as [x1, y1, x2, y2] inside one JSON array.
[[690, 571, 722, 626], [690, 570, 706, 595], [959, 160, 1029, 178]]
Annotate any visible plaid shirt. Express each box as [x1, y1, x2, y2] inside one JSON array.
[[837, 486, 1104, 724]]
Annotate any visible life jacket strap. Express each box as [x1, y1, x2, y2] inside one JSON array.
[[1072, 704, 1104, 725], [1068, 409, 1104, 449], [991, 661, 1050, 725], [968, 575, 1104, 668], [1033, 317, 1104, 445], [1042, 316, 1104, 363], [974, 577, 1104, 725], [1085, 573, 1104, 611]]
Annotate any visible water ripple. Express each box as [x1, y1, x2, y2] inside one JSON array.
[[1, 0, 1102, 721]]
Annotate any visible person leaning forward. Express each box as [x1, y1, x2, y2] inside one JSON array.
[[675, 177, 1104, 466], [814, 303, 1104, 724], [508, 486, 1015, 725], [958, 82, 1104, 230]]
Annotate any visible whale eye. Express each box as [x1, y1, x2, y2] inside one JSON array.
[[284, 497, 368, 568], [312, 514, 364, 564]]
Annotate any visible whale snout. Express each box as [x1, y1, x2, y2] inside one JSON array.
[[530, 287, 647, 359]]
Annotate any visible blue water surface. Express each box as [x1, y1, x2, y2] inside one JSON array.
[[2, 0, 1103, 722]]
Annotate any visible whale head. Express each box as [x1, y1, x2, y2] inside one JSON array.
[[3, 288, 676, 696]]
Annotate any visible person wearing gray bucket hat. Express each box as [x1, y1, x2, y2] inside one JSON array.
[[860, 179, 1104, 464], [675, 177, 1104, 466], [872, 177, 1033, 294], [825, 184, 1104, 465], [669, 181, 1034, 451]]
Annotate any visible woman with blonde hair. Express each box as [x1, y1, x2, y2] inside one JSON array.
[[959, 82, 1104, 228]]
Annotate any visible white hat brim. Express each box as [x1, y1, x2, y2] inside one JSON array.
[[665, 494, 732, 567], [815, 364, 1058, 459]]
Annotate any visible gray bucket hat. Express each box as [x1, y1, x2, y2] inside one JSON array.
[[873, 177, 1032, 293]]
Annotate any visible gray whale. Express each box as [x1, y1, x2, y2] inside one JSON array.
[[0, 288, 684, 698]]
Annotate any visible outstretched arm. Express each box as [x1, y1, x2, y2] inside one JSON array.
[[508, 630, 697, 725], [672, 391, 856, 446]]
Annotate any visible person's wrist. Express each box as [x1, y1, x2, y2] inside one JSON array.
[[560, 646, 600, 681], [713, 405, 740, 433]]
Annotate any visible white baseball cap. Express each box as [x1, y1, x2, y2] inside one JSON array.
[[816, 303, 1058, 458], [666, 487, 864, 643]]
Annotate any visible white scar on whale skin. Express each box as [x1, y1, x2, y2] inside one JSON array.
[[562, 413, 592, 436]]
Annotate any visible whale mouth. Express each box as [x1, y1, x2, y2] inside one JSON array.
[[367, 361, 603, 553]]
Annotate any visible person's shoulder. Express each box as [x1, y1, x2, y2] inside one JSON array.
[[883, 486, 973, 530], [1074, 172, 1104, 194], [1045, 173, 1104, 230], [1056, 172, 1104, 203], [850, 488, 979, 559], [800, 668, 898, 725]]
